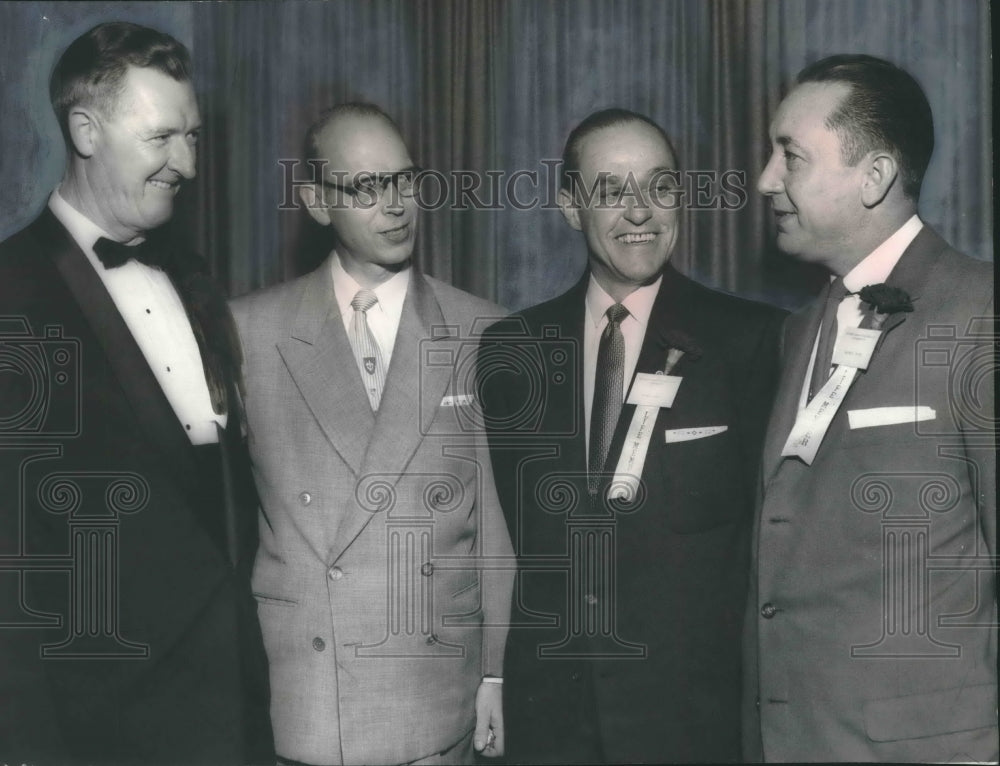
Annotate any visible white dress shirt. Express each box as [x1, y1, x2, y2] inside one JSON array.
[[330, 252, 411, 370], [583, 275, 662, 452], [799, 215, 924, 406], [48, 189, 226, 444]]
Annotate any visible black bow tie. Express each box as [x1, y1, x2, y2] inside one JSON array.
[[93, 236, 166, 270]]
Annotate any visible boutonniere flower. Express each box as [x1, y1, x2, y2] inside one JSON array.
[[660, 329, 702, 374], [850, 284, 914, 330]]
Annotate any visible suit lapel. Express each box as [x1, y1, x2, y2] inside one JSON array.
[[277, 259, 374, 476], [328, 269, 451, 563], [35, 210, 200, 493], [604, 269, 699, 477], [762, 225, 946, 481], [761, 292, 824, 483]]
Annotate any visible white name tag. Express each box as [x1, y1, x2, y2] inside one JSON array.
[[626, 373, 682, 408], [832, 327, 881, 370], [664, 426, 728, 443], [440, 394, 475, 407], [781, 364, 857, 465]]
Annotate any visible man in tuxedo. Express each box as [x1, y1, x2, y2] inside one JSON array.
[[230, 103, 513, 765], [0, 21, 273, 764], [479, 108, 785, 763], [744, 55, 997, 762]]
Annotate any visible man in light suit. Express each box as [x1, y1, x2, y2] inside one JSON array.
[[231, 103, 514, 766], [0, 22, 273, 764], [744, 55, 997, 762], [479, 108, 785, 763]]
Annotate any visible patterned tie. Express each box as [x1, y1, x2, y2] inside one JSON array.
[[808, 277, 848, 402], [589, 303, 629, 494], [349, 289, 387, 411]]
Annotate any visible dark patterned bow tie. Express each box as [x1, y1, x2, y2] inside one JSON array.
[[93, 236, 165, 270]]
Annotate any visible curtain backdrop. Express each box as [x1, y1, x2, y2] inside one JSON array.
[[1, 0, 991, 310]]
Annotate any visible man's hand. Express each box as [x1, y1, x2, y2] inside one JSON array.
[[473, 680, 504, 757]]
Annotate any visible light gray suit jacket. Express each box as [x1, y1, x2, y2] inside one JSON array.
[[231, 260, 513, 765], [743, 227, 997, 762]]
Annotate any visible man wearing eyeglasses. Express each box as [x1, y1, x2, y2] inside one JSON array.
[[230, 103, 514, 766]]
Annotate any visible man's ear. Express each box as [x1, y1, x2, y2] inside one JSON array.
[[557, 187, 582, 231], [67, 107, 99, 159], [860, 152, 898, 208], [299, 184, 331, 226]]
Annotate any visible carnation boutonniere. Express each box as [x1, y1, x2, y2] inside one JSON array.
[[850, 284, 915, 330], [660, 329, 703, 374]]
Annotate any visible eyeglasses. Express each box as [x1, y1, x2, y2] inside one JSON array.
[[318, 167, 421, 205]]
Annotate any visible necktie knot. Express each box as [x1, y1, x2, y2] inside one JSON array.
[[94, 236, 164, 270], [351, 289, 379, 313], [605, 303, 629, 327]]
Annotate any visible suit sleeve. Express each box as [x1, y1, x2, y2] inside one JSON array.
[[474, 325, 515, 678]]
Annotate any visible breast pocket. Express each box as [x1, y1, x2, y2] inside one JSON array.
[[650, 426, 745, 534]]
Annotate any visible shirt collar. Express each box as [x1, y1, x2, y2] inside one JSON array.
[[48, 187, 119, 254], [842, 215, 923, 292], [585, 274, 662, 328], [330, 250, 411, 320]]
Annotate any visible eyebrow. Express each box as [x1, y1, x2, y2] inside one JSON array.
[[774, 136, 803, 152]]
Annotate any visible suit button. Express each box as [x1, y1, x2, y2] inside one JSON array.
[[760, 602, 778, 619], [426, 633, 438, 645], [299, 491, 312, 506], [327, 566, 344, 581], [420, 562, 434, 577], [312, 637, 326, 651]]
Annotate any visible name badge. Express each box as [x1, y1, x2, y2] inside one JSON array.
[[832, 327, 881, 370], [626, 373, 682, 408]]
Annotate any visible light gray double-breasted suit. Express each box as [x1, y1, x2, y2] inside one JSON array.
[[231, 259, 513, 765]]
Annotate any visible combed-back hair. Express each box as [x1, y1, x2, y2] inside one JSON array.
[[50, 21, 191, 146], [561, 108, 678, 192], [796, 54, 934, 199], [303, 102, 403, 163]]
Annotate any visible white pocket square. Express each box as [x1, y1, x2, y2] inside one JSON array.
[[440, 393, 476, 407], [847, 406, 936, 429], [664, 426, 728, 443]]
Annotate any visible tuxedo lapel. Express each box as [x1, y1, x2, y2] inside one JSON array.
[[329, 270, 451, 564], [35, 211, 199, 494], [277, 261, 374, 477]]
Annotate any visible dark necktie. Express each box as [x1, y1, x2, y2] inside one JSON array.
[[93, 236, 165, 270], [589, 303, 629, 493], [808, 277, 847, 402]]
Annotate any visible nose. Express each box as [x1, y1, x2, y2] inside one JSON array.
[[170, 136, 197, 180], [623, 190, 652, 226], [381, 184, 406, 217], [757, 151, 782, 196]]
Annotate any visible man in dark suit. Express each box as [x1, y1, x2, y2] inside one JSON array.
[[0, 22, 272, 764], [479, 108, 785, 763], [744, 55, 996, 762]]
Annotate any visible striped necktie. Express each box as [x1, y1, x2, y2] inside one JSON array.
[[349, 289, 386, 411]]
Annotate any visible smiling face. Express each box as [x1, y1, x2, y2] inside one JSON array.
[[306, 114, 417, 286], [559, 121, 679, 302], [758, 82, 870, 273], [73, 65, 200, 242]]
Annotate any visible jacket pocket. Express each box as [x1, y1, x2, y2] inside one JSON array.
[[863, 683, 997, 742]]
